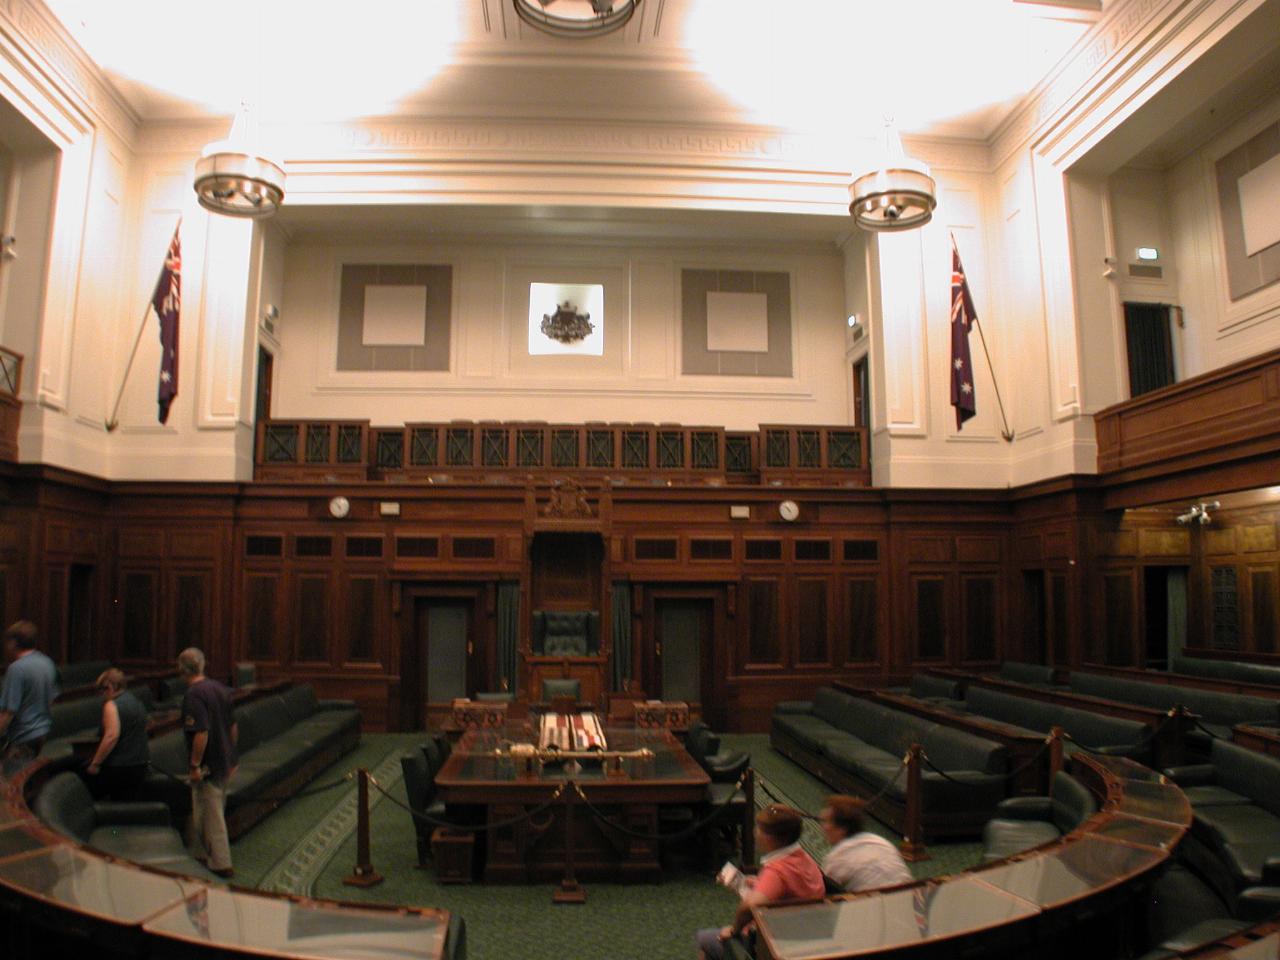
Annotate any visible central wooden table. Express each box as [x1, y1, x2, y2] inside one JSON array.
[[434, 723, 710, 884]]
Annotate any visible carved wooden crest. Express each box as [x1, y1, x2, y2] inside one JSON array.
[[541, 477, 595, 519]]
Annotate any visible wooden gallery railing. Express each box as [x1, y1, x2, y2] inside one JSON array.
[[254, 419, 872, 487], [0, 346, 22, 463]]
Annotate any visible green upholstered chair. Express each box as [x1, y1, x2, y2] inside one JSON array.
[[981, 771, 1097, 862], [401, 751, 446, 868], [33, 771, 216, 881], [443, 912, 467, 960], [541, 677, 581, 702]]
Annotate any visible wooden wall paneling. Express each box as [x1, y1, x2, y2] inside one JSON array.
[[794, 577, 831, 666], [341, 572, 381, 665], [960, 573, 1000, 664], [293, 570, 333, 665], [843, 576, 880, 666], [118, 567, 159, 663], [1100, 568, 1138, 666], [910, 573, 949, 663], [243, 571, 284, 666], [741, 576, 783, 671], [167, 569, 212, 662]]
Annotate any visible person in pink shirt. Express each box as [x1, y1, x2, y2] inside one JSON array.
[[696, 805, 825, 959]]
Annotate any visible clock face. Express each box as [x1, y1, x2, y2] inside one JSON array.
[[328, 496, 350, 519], [779, 500, 800, 522]]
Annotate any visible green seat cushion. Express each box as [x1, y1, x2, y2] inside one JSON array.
[[982, 819, 1062, 861], [1192, 803, 1280, 847], [281, 685, 320, 724], [88, 825, 189, 865], [821, 736, 891, 771], [1182, 785, 1251, 808], [235, 697, 292, 753], [772, 713, 838, 752], [541, 678, 581, 700]]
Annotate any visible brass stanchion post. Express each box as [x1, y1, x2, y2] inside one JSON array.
[[900, 744, 929, 863], [554, 782, 586, 904], [344, 768, 384, 887]]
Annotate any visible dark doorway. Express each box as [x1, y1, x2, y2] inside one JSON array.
[[400, 589, 483, 731], [255, 346, 273, 423], [1123, 303, 1175, 397], [648, 592, 723, 728], [66, 564, 94, 663]]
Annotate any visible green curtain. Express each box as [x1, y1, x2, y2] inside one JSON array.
[[611, 581, 632, 692], [496, 581, 520, 694]]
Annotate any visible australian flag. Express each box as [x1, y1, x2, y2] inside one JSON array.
[[950, 235, 977, 430], [152, 226, 181, 424]]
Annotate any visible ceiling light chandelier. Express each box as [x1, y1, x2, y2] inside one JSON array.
[[849, 117, 937, 232], [193, 101, 285, 219], [512, 0, 641, 38]]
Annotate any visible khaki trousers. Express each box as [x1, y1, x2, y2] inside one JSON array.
[[189, 778, 232, 871]]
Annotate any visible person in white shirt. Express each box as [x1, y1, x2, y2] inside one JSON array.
[[818, 795, 913, 892]]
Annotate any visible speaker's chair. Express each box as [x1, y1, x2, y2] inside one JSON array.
[[532, 610, 599, 656]]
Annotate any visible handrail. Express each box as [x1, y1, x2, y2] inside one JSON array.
[[0, 756, 454, 959]]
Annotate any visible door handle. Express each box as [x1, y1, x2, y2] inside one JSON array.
[[467, 641, 474, 655], [655, 642, 662, 656]]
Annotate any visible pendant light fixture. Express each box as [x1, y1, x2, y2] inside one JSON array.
[[848, 117, 936, 232], [512, 0, 641, 38], [193, 101, 285, 219]]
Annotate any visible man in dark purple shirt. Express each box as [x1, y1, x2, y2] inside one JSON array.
[[179, 647, 238, 878]]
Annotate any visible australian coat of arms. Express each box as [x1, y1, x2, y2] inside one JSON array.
[[540, 301, 594, 344]]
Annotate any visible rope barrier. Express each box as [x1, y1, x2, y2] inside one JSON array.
[[573, 770, 750, 842], [917, 737, 1052, 788], [1061, 709, 1178, 756], [368, 776, 567, 833], [1188, 717, 1225, 742]]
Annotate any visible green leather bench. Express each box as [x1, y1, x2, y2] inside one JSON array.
[[1164, 740, 1280, 907], [772, 687, 1009, 839], [1069, 671, 1280, 750], [998, 661, 1060, 687], [34, 770, 216, 881], [963, 685, 1150, 760], [1172, 656, 1280, 688], [980, 770, 1097, 861], [146, 684, 360, 837]]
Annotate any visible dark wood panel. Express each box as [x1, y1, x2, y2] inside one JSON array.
[[795, 578, 829, 665], [1096, 346, 1280, 477], [744, 578, 780, 667]]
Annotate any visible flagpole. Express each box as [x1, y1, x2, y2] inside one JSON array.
[[105, 216, 180, 433], [950, 233, 1014, 444], [104, 300, 154, 433], [971, 315, 1014, 443]]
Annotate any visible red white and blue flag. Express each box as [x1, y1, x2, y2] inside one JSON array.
[[152, 225, 181, 424], [950, 235, 977, 430]]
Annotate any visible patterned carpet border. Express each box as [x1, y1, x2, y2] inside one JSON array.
[[257, 748, 406, 897], [751, 772, 830, 863]]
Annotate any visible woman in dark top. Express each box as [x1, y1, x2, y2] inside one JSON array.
[[87, 668, 150, 801]]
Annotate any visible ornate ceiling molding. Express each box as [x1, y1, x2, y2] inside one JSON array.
[[1, 0, 138, 145], [989, 0, 1215, 167]]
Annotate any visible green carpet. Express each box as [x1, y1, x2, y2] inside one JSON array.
[[235, 733, 984, 960]]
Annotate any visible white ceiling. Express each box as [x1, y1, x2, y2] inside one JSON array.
[[43, 0, 1101, 140]]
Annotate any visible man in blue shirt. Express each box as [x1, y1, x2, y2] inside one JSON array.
[[0, 621, 59, 768], [179, 646, 238, 878]]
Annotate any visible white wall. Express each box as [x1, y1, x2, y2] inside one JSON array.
[[272, 238, 850, 430], [1167, 91, 1280, 378]]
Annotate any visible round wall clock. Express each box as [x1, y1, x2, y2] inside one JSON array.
[[778, 500, 800, 522], [328, 495, 350, 519]]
